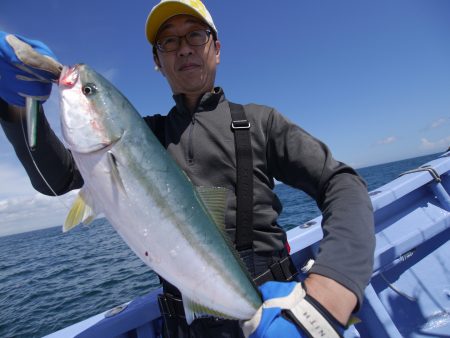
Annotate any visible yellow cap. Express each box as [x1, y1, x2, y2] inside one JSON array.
[[146, 0, 217, 45]]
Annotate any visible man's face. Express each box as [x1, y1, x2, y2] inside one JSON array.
[[154, 15, 221, 96]]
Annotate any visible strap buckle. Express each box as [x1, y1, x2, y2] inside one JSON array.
[[231, 119, 251, 130], [253, 255, 299, 286]]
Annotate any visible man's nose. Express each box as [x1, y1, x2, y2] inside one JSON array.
[[177, 36, 194, 56]]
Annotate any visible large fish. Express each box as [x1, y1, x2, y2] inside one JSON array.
[[58, 64, 261, 323]]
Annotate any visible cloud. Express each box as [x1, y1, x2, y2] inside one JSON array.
[[376, 136, 397, 145], [0, 190, 79, 237], [420, 136, 450, 151], [0, 89, 73, 236], [429, 117, 449, 129], [0, 163, 36, 200]]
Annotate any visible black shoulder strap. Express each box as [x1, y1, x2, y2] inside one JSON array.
[[229, 102, 254, 252]]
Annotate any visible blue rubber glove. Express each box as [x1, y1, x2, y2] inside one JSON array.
[[241, 281, 344, 338], [0, 31, 62, 107]]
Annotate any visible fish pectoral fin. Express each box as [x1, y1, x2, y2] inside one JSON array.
[[181, 294, 235, 325], [63, 188, 97, 232], [195, 186, 229, 230], [195, 186, 257, 288], [107, 151, 126, 195]]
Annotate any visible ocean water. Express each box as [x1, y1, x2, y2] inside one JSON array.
[[0, 152, 442, 338]]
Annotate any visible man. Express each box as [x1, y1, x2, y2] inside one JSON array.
[[0, 0, 375, 337]]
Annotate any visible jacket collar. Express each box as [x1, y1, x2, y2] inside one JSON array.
[[173, 87, 225, 115]]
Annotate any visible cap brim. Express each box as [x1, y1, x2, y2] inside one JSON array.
[[146, 2, 208, 45]]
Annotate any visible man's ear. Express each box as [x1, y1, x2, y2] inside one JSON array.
[[214, 40, 221, 64], [153, 53, 165, 76]]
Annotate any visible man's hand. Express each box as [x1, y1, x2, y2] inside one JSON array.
[[304, 273, 357, 325], [0, 31, 62, 107], [241, 281, 345, 338]]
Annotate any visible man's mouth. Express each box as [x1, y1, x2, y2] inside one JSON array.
[[179, 63, 200, 71]]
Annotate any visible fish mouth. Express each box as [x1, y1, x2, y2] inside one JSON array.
[[97, 132, 124, 152], [59, 64, 81, 87], [66, 132, 124, 155]]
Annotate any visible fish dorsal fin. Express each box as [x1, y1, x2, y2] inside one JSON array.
[[63, 188, 97, 232], [195, 186, 228, 230], [181, 294, 235, 325]]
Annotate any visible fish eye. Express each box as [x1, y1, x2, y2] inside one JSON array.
[[82, 83, 97, 96]]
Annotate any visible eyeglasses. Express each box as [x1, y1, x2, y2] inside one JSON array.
[[156, 29, 212, 53]]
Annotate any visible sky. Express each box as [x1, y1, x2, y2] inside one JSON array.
[[0, 0, 449, 236]]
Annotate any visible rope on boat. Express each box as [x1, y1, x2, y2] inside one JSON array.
[[379, 272, 417, 302]]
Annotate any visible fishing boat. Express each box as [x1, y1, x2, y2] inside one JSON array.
[[45, 151, 450, 338]]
